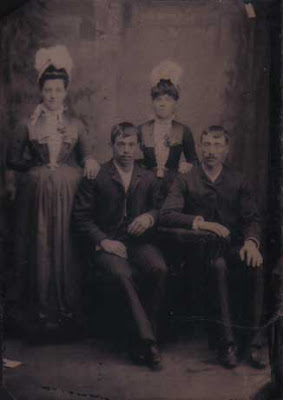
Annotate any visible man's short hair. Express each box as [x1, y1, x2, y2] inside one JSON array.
[[200, 125, 230, 144], [110, 122, 139, 145]]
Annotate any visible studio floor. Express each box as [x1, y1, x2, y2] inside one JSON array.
[[3, 336, 271, 400]]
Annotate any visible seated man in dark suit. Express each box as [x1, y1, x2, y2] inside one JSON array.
[[159, 125, 265, 369], [73, 122, 167, 370]]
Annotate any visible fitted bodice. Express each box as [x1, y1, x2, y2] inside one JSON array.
[[8, 112, 93, 172]]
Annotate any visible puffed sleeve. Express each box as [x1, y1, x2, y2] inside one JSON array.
[[7, 125, 34, 172], [182, 125, 198, 164]]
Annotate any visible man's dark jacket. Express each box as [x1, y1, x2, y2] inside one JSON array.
[[73, 160, 160, 245], [159, 164, 261, 245]]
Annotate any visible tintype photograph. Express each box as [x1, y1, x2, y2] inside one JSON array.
[[0, 0, 282, 399]]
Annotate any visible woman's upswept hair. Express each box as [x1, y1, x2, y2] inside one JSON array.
[[39, 64, 69, 89], [151, 79, 179, 101]]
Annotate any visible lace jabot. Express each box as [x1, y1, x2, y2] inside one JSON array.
[[28, 104, 70, 166]]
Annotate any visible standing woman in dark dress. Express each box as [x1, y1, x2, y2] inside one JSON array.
[[138, 61, 198, 202], [8, 45, 100, 333]]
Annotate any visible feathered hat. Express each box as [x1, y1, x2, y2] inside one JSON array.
[[35, 45, 73, 82], [151, 60, 183, 89], [150, 60, 183, 100]]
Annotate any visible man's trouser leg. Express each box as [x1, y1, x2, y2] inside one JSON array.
[[128, 243, 167, 337], [208, 256, 235, 348], [94, 251, 156, 343], [228, 251, 264, 350], [247, 267, 265, 348]]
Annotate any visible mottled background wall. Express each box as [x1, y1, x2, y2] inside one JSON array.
[[0, 0, 270, 208]]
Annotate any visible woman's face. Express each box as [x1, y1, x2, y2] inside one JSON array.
[[41, 79, 67, 111], [152, 94, 177, 120]]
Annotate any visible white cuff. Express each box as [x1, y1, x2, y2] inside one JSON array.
[[83, 156, 96, 164], [245, 237, 260, 249], [144, 213, 155, 227], [192, 216, 204, 230]]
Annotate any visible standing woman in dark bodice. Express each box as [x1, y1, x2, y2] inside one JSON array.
[[8, 45, 99, 333], [138, 61, 198, 202]]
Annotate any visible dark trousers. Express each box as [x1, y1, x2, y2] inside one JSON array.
[[209, 249, 264, 349], [94, 243, 167, 344]]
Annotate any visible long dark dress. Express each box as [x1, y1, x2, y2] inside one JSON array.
[[8, 110, 93, 323]]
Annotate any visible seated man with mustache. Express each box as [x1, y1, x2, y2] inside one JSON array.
[[159, 125, 265, 369]]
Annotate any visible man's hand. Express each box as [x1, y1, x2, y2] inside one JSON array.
[[198, 221, 230, 238], [84, 158, 100, 180], [100, 239, 127, 259], [178, 161, 193, 174], [127, 213, 153, 237], [239, 240, 263, 268]]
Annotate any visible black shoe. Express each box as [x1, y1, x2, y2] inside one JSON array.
[[248, 347, 266, 369], [218, 344, 237, 369], [144, 343, 162, 371]]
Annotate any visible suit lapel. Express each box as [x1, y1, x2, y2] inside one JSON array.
[[128, 163, 142, 194], [108, 160, 124, 188], [108, 160, 142, 193], [199, 164, 225, 189], [107, 161, 141, 220]]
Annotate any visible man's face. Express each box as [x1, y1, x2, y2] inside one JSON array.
[[41, 79, 67, 111], [112, 132, 138, 168], [152, 94, 177, 120], [200, 133, 229, 169]]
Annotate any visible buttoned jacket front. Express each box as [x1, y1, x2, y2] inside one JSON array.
[[159, 164, 261, 245], [73, 160, 160, 246]]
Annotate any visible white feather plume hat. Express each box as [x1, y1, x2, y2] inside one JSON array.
[[35, 45, 73, 81], [150, 60, 183, 89]]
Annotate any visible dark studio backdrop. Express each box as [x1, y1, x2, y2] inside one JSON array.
[[0, 0, 274, 212]]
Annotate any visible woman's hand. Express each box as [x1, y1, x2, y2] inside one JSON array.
[[178, 161, 193, 174], [84, 158, 100, 180]]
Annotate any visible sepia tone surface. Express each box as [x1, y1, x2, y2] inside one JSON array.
[[0, 0, 280, 399], [0, 0, 270, 200]]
